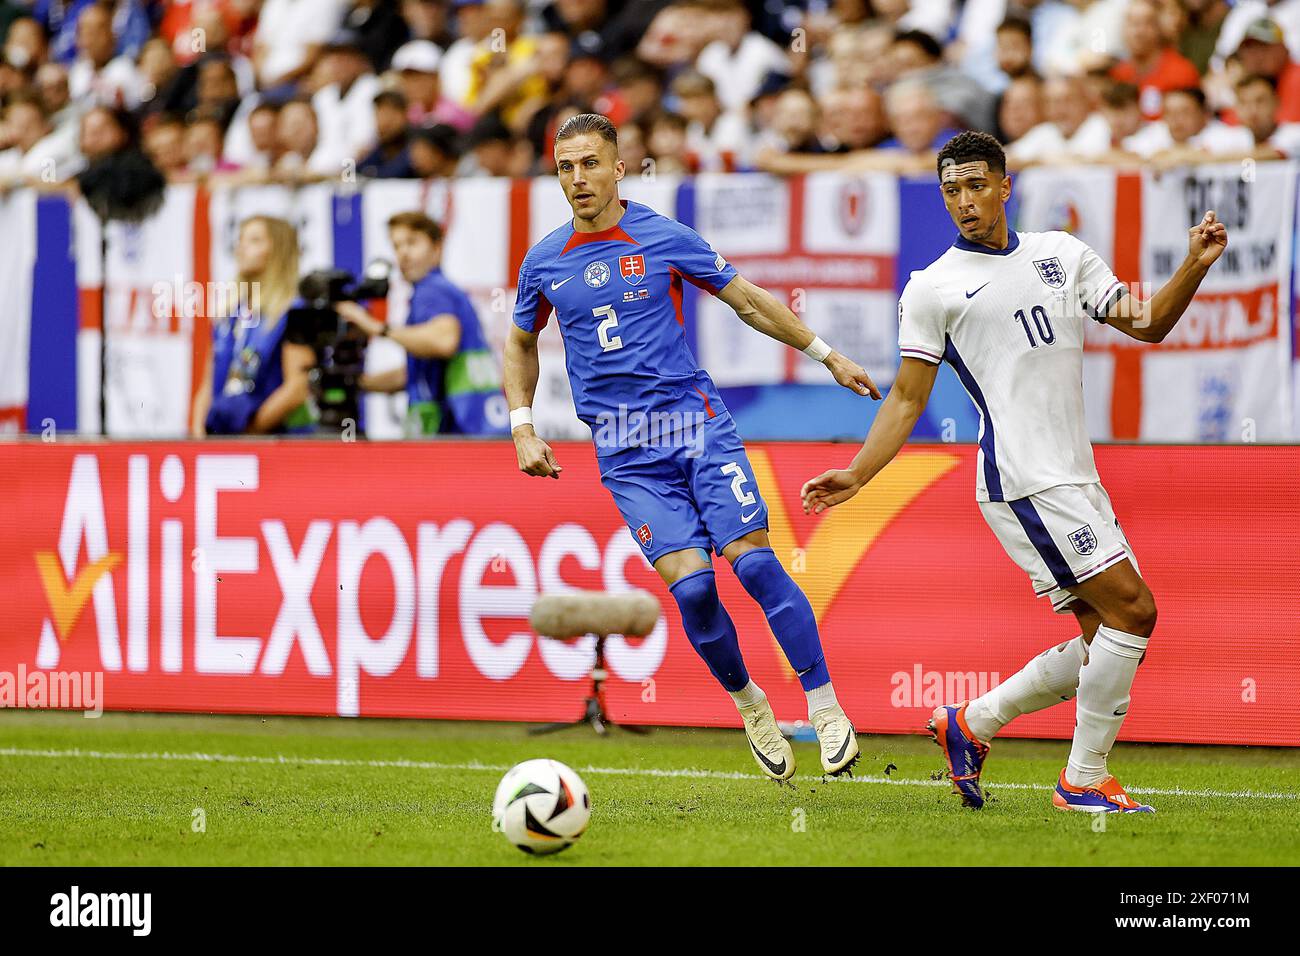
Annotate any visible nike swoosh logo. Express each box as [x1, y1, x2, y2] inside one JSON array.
[[749, 739, 787, 776], [551, 276, 575, 291], [1113, 708, 1129, 717], [966, 283, 990, 299], [830, 731, 854, 764], [740, 509, 761, 524]]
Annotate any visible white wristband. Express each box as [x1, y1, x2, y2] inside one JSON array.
[[509, 406, 534, 431], [802, 336, 832, 363]]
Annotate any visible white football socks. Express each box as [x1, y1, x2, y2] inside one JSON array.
[[729, 680, 765, 710], [964, 636, 1088, 742], [1066, 625, 1149, 787], [805, 681, 838, 720]]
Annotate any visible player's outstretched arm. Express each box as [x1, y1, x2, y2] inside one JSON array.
[[503, 323, 562, 479], [1103, 210, 1228, 343], [717, 275, 882, 399], [801, 357, 939, 514]]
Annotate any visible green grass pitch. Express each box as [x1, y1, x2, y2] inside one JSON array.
[[2, 710, 1297, 866]]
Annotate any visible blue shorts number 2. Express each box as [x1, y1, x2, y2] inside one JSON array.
[[596, 412, 770, 565]]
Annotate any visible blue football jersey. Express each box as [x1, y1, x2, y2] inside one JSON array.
[[512, 199, 739, 456]]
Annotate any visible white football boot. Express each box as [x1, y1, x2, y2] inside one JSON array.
[[812, 704, 860, 776], [738, 696, 796, 781]]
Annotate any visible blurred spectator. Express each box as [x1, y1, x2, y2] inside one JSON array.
[[1235, 71, 1300, 155], [645, 109, 690, 173], [273, 98, 338, 178], [1212, 0, 1300, 70], [0, 92, 75, 184], [671, 69, 751, 170], [694, 0, 790, 113], [762, 86, 821, 154], [400, 0, 454, 44], [5, 16, 50, 73], [563, 40, 628, 124], [992, 16, 1035, 92], [609, 56, 663, 124], [464, 0, 550, 126], [192, 55, 241, 127], [129, 37, 178, 112], [1111, 0, 1202, 119], [184, 109, 242, 174], [341, 0, 411, 73], [891, 28, 996, 132], [1124, 85, 1255, 156], [253, 0, 347, 89], [1099, 80, 1145, 146], [1233, 19, 1300, 122], [459, 111, 528, 176], [408, 121, 461, 177], [1007, 74, 1111, 163], [441, 0, 493, 105], [68, 2, 136, 107], [35, 62, 77, 135], [142, 112, 188, 180], [541, 0, 669, 62], [1038, 0, 1128, 76], [311, 32, 381, 163], [244, 100, 282, 167], [817, 86, 887, 152], [997, 73, 1045, 146], [358, 89, 416, 177], [958, 0, 1089, 91], [393, 39, 476, 131], [1178, 0, 1230, 74], [747, 69, 791, 137], [617, 117, 648, 172], [37, 0, 152, 65], [78, 101, 130, 163], [638, 0, 732, 74], [880, 79, 960, 158]]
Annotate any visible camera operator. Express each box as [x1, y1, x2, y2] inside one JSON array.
[[191, 215, 317, 437], [337, 211, 507, 437]]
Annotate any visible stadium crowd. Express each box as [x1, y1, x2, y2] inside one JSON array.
[[1, 0, 1298, 191]]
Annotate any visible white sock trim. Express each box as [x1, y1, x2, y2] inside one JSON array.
[[729, 681, 765, 709], [806, 682, 838, 719]]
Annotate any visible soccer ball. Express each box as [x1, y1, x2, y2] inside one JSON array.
[[492, 759, 591, 855]]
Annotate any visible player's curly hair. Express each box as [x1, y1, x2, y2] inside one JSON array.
[[935, 131, 1006, 179], [555, 112, 618, 148]]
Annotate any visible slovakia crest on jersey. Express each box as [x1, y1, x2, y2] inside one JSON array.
[[585, 261, 611, 288], [1034, 257, 1067, 288], [619, 254, 646, 285], [1068, 524, 1097, 556], [636, 523, 653, 548]]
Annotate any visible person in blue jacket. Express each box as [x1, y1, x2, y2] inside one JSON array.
[[337, 210, 508, 437], [192, 215, 316, 436]]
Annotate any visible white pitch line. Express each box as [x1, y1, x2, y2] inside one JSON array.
[[2, 746, 1297, 802]]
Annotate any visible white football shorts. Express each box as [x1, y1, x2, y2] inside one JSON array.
[[978, 482, 1139, 614]]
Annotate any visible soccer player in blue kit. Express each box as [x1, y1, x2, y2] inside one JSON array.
[[503, 113, 880, 780]]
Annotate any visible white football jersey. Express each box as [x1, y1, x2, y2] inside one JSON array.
[[898, 230, 1125, 502]]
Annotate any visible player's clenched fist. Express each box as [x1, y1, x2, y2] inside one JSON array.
[[800, 468, 864, 514], [514, 431, 563, 479], [1188, 209, 1228, 268]]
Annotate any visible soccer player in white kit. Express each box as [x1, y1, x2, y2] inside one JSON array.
[[800, 131, 1228, 813]]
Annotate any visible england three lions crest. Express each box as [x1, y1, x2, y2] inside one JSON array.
[[1034, 257, 1067, 288], [1068, 524, 1097, 556]]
